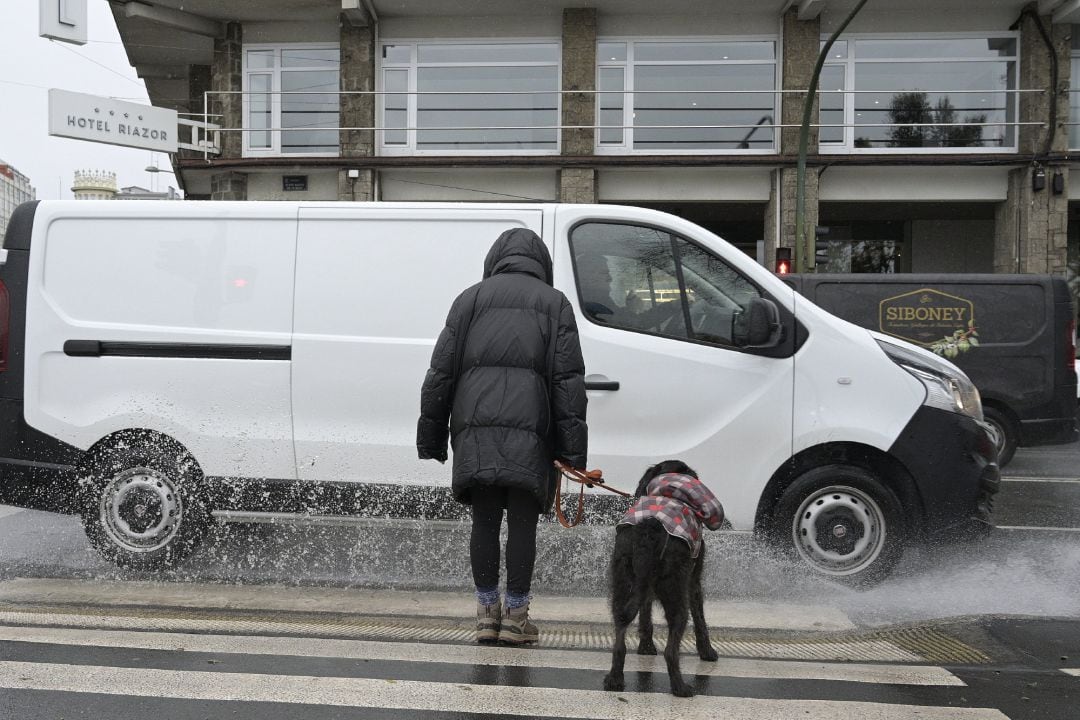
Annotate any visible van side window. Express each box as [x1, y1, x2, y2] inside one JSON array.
[[570, 223, 690, 340], [570, 222, 761, 347]]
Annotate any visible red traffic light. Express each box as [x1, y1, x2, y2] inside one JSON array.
[[775, 247, 792, 275]]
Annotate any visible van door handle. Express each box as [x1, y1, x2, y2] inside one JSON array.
[[585, 377, 620, 391]]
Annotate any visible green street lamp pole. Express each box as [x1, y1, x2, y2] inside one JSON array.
[[794, 0, 870, 272]]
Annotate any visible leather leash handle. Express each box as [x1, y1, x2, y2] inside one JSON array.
[[552, 461, 632, 528]]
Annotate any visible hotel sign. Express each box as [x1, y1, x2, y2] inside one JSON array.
[[879, 288, 975, 347], [48, 89, 178, 153]]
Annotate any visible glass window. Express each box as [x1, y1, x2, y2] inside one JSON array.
[[821, 35, 1017, 152], [243, 45, 340, 156], [596, 39, 777, 153], [380, 41, 559, 154], [570, 222, 762, 347], [1071, 31, 1080, 149]]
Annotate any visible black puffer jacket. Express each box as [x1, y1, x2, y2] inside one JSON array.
[[417, 228, 588, 511]]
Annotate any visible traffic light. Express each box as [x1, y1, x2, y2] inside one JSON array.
[[775, 247, 792, 275]]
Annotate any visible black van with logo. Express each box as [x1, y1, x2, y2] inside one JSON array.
[[785, 274, 1077, 466]]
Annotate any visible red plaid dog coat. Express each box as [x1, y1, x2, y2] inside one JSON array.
[[617, 473, 725, 558]]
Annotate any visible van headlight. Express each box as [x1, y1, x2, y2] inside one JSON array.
[[876, 339, 983, 421]]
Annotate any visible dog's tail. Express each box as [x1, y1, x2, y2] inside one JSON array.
[[631, 518, 670, 586]]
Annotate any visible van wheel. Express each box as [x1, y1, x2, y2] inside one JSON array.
[[771, 465, 905, 587], [982, 406, 1017, 467], [79, 435, 210, 570]]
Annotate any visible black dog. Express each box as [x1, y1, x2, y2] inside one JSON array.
[[603, 460, 722, 698]]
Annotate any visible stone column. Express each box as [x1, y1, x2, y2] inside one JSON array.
[[766, 8, 821, 270], [993, 13, 1070, 274], [559, 8, 597, 202], [210, 22, 244, 199], [210, 171, 247, 201], [211, 22, 243, 159], [180, 65, 211, 160], [765, 168, 819, 271], [339, 18, 377, 201]]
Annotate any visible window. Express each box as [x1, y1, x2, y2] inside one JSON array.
[[243, 45, 340, 156], [597, 39, 777, 153], [570, 222, 762, 347], [821, 36, 1018, 152], [379, 41, 560, 154]]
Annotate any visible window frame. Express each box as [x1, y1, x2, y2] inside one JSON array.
[[568, 219, 772, 353], [594, 35, 781, 156], [241, 42, 341, 159], [377, 37, 563, 156], [819, 31, 1021, 155]]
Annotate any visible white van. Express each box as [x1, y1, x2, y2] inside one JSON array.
[[0, 200, 999, 585]]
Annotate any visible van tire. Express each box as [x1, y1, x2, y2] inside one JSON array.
[[982, 406, 1018, 467], [771, 465, 905, 587], [79, 434, 211, 570]]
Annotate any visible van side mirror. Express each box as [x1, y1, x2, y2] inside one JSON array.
[[734, 297, 783, 349]]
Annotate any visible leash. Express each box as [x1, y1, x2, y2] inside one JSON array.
[[552, 460, 632, 529]]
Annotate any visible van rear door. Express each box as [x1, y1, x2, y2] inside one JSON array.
[[292, 205, 545, 485]]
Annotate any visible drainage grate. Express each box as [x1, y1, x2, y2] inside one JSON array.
[[0, 604, 988, 664]]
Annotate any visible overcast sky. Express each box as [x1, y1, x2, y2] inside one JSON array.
[[1, 1, 177, 199]]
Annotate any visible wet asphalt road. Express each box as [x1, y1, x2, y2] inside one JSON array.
[[0, 441, 1075, 718]]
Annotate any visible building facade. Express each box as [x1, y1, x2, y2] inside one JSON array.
[[110, 0, 1080, 288], [0, 160, 36, 239]]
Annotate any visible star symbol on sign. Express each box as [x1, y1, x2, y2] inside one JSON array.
[[94, 108, 100, 113], [138, 115, 144, 121], [109, 111, 115, 116]]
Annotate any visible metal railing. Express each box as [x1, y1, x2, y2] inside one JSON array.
[[188, 88, 1045, 158]]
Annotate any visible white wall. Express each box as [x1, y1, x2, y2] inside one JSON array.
[[246, 170, 339, 201], [820, 167, 1009, 202], [599, 167, 772, 202], [378, 168, 557, 201]]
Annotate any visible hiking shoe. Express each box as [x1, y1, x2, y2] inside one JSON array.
[[499, 602, 539, 645], [476, 602, 501, 644]]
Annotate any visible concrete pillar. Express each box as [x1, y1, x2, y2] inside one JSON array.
[[559, 168, 597, 204], [765, 8, 821, 270], [211, 22, 243, 159], [179, 65, 212, 160], [995, 168, 1069, 274], [765, 169, 819, 271], [338, 168, 375, 201], [780, 8, 820, 155], [340, 20, 375, 159], [994, 12, 1070, 274], [210, 172, 247, 201], [561, 8, 596, 156], [559, 8, 597, 203]]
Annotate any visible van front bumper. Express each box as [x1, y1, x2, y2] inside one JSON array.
[[889, 406, 1000, 537]]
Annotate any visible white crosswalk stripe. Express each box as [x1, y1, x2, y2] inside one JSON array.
[[1062, 668, 1080, 677], [0, 625, 965, 687], [0, 659, 1009, 720]]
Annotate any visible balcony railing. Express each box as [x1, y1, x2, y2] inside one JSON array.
[[187, 88, 1044, 159]]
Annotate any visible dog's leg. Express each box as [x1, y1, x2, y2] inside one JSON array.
[[604, 539, 637, 692], [636, 587, 657, 655], [689, 552, 718, 661], [656, 571, 694, 698]]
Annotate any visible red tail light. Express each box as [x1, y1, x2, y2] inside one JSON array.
[[0, 280, 8, 372]]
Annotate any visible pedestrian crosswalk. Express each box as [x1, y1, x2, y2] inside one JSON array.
[[0, 624, 1026, 720]]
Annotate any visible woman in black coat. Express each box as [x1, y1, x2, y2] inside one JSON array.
[[417, 227, 588, 645]]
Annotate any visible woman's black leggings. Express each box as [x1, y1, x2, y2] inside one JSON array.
[[470, 487, 540, 596]]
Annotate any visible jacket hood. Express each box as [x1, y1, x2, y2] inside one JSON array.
[[483, 228, 553, 285]]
